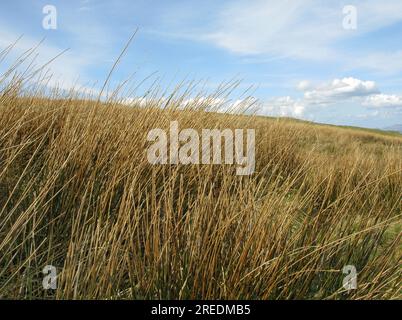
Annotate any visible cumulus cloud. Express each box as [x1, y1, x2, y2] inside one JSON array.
[[122, 97, 228, 109], [260, 96, 305, 118], [122, 97, 151, 107], [301, 77, 379, 104], [262, 77, 384, 119], [122, 96, 256, 113], [297, 80, 312, 91], [363, 94, 402, 108], [181, 97, 226, 108]]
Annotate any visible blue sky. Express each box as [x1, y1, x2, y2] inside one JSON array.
[[1, 0, 402, 129]]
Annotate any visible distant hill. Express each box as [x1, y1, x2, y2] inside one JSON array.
[[384, 124, 402, 133]]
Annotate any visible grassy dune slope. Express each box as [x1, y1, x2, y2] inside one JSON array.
[[0, 91, 401, 300]]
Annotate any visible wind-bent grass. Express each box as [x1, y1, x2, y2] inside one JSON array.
[[0, 52, 401, 300]]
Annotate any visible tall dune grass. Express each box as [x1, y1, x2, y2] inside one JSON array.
[[0, 49, 401, 300]]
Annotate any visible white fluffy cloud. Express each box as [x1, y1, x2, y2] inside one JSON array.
[[263, 77, 387, 119], [302, 77, 379, 104], [261, 96, 305, 118], [297, 80, 312, 91], [122, 96, 256, 113], [363, 94, 402, 108]]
